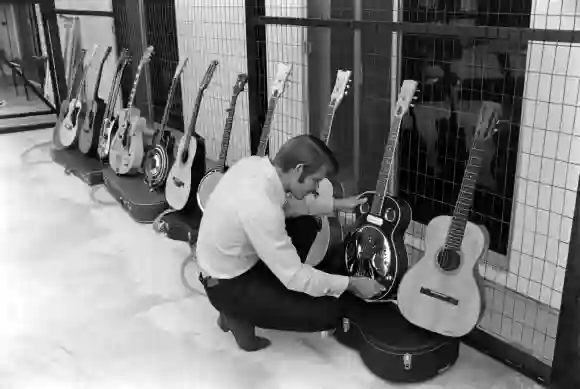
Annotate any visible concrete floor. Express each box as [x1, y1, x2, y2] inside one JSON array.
[[1, 129, 544, 389]]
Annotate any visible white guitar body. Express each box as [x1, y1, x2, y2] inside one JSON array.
[[166, 136, 198, 210], [58, 98, 83, 147], [397, 215, 488, 337], [196, 170, 224, 212], [109, 109, 146, 175], [304, 178, 337, 266]]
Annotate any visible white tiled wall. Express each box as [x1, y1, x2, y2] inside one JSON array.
[[174, 0, 308, 163], [503, 0, 580, 310]]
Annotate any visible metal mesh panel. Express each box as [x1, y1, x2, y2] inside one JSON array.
[[250, 0, 579, 375], [174, 0, 250, 164], [144, 0, 182, 130]]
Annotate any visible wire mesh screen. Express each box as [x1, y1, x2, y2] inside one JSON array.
[[392, 0, 577, 368], [144, 0, 182, 130], [252, 0, 579, 372], [174, 0, 250, 165], [262, 1, 308, 156]]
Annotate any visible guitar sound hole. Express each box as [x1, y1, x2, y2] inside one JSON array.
[[437, 249, 461, 272]]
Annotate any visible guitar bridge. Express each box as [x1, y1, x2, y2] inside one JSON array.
[[173, 177, 184, 187], [419, 287, 458, 306]]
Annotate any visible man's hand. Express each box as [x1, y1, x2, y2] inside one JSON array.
[[334, 195, 368, 212], [347, 276, 386, 300]]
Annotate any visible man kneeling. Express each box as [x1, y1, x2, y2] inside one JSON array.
[[196, 135, 385, 351]]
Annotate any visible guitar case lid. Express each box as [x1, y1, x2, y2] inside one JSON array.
[[337, 295, 460, 383], [102, 167, 168, 224]]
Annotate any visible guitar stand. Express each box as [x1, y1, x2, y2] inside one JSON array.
[[50, 147, 104, 186]]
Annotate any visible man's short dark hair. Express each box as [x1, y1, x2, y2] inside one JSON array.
[[273, 134, 339, 180]]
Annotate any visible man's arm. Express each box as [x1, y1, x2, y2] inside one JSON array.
[[284, 194, 334, 218], [239, 198, 349, 298]]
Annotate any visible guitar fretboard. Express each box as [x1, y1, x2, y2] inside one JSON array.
[[216, 94, 241, 171], [320, 103, 337, 145], [370, 117, 402, 216], [445, 143, 485, 250], [126, 59, 147, 110], [256, 94, 280, 157]]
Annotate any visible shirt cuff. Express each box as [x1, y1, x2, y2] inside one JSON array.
[[326, 274, 350, 298]]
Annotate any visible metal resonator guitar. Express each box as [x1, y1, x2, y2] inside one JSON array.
[[344, 80, 418, 301]]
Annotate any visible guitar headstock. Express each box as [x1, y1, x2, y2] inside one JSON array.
[[200, 60, 220, 91], [474, 102, 501, 143], [102, 46, 113, 63], [173, 57, 189, 79], [330, 69, 352, 107], [233, 73, 249, 95], [394, 80, 418, 118], [271, 63, 293, 98], [138, 46, 155, 67]]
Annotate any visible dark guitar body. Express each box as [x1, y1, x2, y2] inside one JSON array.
[[345, 194, 412, 301], [79, 98, 106, 155]]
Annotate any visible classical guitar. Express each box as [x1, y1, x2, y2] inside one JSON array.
[[344, 80, 418, 301], [166, 60, 219, 211], [304, 69, 351, 267], [97, 49, 131, 162], [196, 73, 248, 211], [255, 63, 293, 157], [78, 46, 112, 155], [109, 46, 155, 175], [396, 102, 499, 337], [56, 45, 99, 148], [144, 56, 189, 191]]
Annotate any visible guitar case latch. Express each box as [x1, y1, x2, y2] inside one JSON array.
[[342, 318, 350, 332], [403, 353, 412, 370]]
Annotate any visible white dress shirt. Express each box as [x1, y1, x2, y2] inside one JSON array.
[[196, 156, 350, 298]]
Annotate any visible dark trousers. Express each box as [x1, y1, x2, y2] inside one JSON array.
[[203, 215, 350, 332]]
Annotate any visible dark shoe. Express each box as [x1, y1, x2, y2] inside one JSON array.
[[217, 313, 271, 352]]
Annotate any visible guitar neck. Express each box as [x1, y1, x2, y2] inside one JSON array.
[[183, 92, 204, 153], [73, 55, 94, 100], [445, 142, 485, 250], [320, 104, 337, 145], [67, 53, 85, 99], [126, 61, 146, 110], [369, 116, 402, 216], [256, 95, 279, 157], [159, 75, 181, 132], [216, 93, 240, 171], [105, 62, 127, 121], [92, 52, 110, 101]]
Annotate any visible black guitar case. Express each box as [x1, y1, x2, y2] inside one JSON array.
[[51, 147, 104, 186], [153, 133, 207, 241], [336, 295, 460, 383], [103, 167, 168, 224]]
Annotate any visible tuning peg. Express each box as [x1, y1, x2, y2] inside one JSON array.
[[412, 96, 418, 100], [410, 104, 415, 107]]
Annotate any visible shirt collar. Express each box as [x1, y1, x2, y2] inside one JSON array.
[[262, 157, 286, 207]]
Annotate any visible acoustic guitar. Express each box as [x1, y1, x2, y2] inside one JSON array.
[[304, 69, 351, 267], [165, 60, 219, 211], [78, 46, 113, 155], [396, 102, 499, 337], [196, 73, 248, 211], [144, 56, 189, 191], [109, 46, 155, 175], [344, 80, 418, 301], [56, 45, 99, 148], [255, 63, 293, 157], [97, 49, 131, 162]]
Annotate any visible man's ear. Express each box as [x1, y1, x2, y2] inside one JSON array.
[[293, 163, 304, 175]]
